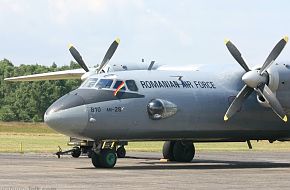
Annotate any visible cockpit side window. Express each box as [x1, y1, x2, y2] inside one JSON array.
[[82, 78, 98, 88], [126, 80, 138, 91], [95, 79, 113, 89], [113, 80, 126, 90]]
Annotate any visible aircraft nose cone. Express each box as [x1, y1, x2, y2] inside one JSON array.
[[242, 70, 266, 88], [44, 93, 89, 138]]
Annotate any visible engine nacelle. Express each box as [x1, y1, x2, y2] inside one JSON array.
[[147, 99, 177, 120]]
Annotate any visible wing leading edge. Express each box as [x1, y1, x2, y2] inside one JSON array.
[[4, 69, 85, 82]]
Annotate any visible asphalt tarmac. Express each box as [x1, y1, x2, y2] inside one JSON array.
[[0, 151, 290, 190]]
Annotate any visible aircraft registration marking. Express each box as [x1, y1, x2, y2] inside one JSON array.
[[90, 107, 124, 113]]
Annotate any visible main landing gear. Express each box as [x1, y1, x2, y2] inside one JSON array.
[[91, 141, 127, 168], [162, 140, 195, 162]]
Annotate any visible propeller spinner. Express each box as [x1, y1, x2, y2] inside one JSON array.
[[224, 36, 288, 122], [68, 38, 120, 80]]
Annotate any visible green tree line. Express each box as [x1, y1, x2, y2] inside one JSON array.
[[0, 59, 82, 122]]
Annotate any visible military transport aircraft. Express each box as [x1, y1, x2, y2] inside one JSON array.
[[5, 36, 290, 168]]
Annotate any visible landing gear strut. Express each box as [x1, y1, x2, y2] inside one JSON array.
[[163, 140, 195, 162]]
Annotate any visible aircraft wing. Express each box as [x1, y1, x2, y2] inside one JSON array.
[[4, 69, 85, 82]]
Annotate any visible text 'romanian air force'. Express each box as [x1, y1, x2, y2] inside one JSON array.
[[140, 80, 216, 89]]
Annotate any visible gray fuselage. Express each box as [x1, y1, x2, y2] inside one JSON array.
[[44, 63, 290, 142]]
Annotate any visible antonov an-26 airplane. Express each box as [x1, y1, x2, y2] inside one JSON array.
[[5, 37, 290, 168]]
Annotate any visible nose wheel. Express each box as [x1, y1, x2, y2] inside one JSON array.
[[91, 141, 118, 168], [92, 148, 117, 168]]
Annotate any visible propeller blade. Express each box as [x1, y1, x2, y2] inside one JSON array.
[[225, 39, 250, 72], [260, 36, 288, 74], [224, 85, 254, 121], [97, 38, 120, 73], [257, 84, 287, 122], [68, 44, 89, 72]]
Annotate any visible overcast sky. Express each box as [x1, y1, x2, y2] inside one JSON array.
[[1, 0, 290, 68]]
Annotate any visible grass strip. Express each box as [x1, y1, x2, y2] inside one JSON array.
[[0, 122, 289, 153]]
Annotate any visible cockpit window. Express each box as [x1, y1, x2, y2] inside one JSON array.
[[126, 80, 138, 91], [113, 80, 126, 90], [82, 78, 98, 88], [95, 79, 113, 89]]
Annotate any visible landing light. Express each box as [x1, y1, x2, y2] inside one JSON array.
[[147, 99, 177, 120]]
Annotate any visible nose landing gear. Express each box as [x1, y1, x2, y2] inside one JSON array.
[[91, 141, 122, 168], [163, 140, 195, 162], [91, 148, 117, 168]]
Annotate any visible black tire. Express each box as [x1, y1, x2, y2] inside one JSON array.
[[116, 146, 126, 158], [162, 141, 176, 161], [71, 147, 81, 158], [99, 149, 117, 168], [87, 150, 92, 158], [91, 151, 101, 168], [173, 141, 195, 162]]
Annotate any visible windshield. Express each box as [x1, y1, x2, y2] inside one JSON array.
[[81, 78, 138, 92], [82, 78, 98, 88], [95, 79, 113, 89]]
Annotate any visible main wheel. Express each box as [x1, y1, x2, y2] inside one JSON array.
[[71, 147, 81, 158], [162, 141, 176, 161], [117, 146, 126, 158], [173, 141, 195, 162], [99, 149, 117, 168], [91, 151, 101, 168]]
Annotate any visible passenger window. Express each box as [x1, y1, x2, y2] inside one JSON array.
[[126, 80, 138, 91], [113, 80, 126, 90], [82, 78, 98, 88], [95, 79, 113, 89]]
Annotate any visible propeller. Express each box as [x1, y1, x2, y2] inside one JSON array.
[[68, 44, 89, 72], [68, 38, 120, 79], [97, 38, 120, 73], [224, 36, 288, 122]]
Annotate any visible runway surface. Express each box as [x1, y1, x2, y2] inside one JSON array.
[[0, 151, 290, 190]]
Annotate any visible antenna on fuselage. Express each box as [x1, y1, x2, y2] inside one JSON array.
[[148, 61, 155, 71]]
